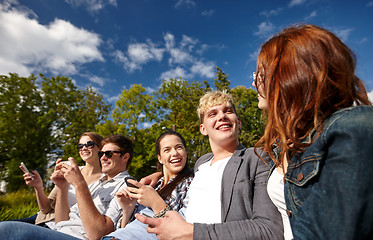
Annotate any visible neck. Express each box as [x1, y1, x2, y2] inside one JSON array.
[[210, 139, 239, 164], [162, 169, 176, 188], [82, 160, 101, 175]]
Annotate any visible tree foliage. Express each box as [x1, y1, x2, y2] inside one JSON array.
[[0, 74, 110, 192]]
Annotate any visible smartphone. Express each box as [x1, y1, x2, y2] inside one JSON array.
[[140, 212, 153, 218], [20, 162, 34, 180], [125, 176, 138, 189]]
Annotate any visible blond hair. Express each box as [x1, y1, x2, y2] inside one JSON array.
[[197, 90, 236, 122]]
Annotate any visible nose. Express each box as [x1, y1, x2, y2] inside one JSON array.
[[252, 80, 256, 88], [217, 110, 227, 120]]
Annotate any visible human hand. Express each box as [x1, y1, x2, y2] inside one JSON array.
[[59, 157, 85, 187], [135, 211, 193, 240], [50, 158, 68, 189], [23, 170, 42, 189], [139, 172, 163, 187], [116, 188, 137, 210], [126, 179, 164, 211]]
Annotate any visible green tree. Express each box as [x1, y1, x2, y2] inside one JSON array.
[[154, 77, 211, 166], [0, 74, 52, 191], [97, 84, 155, 179], [214, 66, 230, 92], [0, 74, 110, 192], [231, 86, 264, 147]]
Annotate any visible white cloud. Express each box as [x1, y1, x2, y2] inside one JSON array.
[[0, 2, 103, 76], [160, 66, 191, 80], [249, 48, 261, 62], [305, 10, 317, 20], [260, 8, 283, 17], [87, 75, 106, 87], [254, 21, 276, 39], [116, 32, 216, 81], [358, 37, 368, 44], [174, 0, 196, 9], [190, 61, 215, 78], [113, 42, 164, 72], [368, 90, 373, 104], [289, 0, 306, 7], [65, 0, 117, 13], [332, 27, 354, 42], [201, 9, 215, 17]]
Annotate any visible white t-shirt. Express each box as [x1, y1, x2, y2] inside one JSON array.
[[267, 168, 293, 240], [185, 156, 231, 224]]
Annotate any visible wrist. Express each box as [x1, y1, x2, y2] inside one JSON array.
[[154, 205, 171, 218]]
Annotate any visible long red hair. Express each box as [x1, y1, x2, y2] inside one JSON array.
[[254, 24, 371, 165]]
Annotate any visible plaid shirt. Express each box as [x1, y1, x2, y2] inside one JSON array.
[[154, 176, 193, 211]]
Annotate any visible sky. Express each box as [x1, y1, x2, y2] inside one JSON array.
[[1, 0, 373, 104]]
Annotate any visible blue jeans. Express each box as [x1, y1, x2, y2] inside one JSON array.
[[0, 221, 81, 240], [103, 205, 157, 240]]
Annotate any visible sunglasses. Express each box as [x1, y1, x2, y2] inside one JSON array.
[[77, 141, 96, 151], [98, 150, 124, 159]]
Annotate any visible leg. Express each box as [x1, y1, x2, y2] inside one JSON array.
[[0, 221, 80, 240], [11, 213, 38, 224]]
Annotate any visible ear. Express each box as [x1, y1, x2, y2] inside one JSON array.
[[121, 152, 130, 161], [238, 117, 242, 129], [200, 123, 208, 136], [157, 154, 163, 165]]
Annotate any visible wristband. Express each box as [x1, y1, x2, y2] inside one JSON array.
[[154, 205, 171, 218]]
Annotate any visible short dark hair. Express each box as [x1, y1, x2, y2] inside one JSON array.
[[101, 134, 134, 168]]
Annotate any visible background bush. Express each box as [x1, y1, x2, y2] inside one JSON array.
[[0, 189, 39, 221]]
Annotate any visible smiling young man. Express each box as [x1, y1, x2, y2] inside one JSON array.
[[137, 90, 283, 240], [0, 134, 134, 240]]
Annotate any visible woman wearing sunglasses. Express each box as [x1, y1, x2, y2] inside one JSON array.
[[252, 24, 373, 239], [102, 130, 194, 240], [17, 132, 103, 228]]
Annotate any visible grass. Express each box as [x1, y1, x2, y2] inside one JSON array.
[[0, 189, 39, 221]]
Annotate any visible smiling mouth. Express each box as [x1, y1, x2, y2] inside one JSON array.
[[170, 159, 182, 164], [217, 124, 232, 130]]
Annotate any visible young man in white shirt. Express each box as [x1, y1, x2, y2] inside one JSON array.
[[137, 90, 283, 240]]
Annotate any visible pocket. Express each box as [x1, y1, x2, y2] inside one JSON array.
[[285, 153, 323, 186]]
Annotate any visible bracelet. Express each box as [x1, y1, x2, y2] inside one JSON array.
[[154, 205, 171, 218]]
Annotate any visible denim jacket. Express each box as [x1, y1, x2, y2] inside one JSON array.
[[270, 105, 373, 239]]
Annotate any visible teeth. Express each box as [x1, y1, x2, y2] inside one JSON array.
[[218, 124, 230, 130], [170, 159, 181, 163]]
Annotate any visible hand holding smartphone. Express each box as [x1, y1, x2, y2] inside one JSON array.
[[125, 176, 139, 193], [20, 162, 34, 180]]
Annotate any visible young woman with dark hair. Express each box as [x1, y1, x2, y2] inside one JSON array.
[[102, 130, 193, 240]]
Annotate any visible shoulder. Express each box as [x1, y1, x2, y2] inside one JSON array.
[[194, 152, 213, 171], [322, 106, 373, 139], [239, 147, 271, 166]]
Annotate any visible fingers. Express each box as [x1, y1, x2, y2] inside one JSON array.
[[67, 157, 78, 167], [135, 213, 158, 232]]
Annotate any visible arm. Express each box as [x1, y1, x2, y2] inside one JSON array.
[[289, 109, 373, 239], [50, 159, 71, 222], [23, 170, 51, 213], [63, 157, 114, 240], [139, 171, 163, 187], [116, 189, 137, 227]]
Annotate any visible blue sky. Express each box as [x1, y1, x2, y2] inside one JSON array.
[[1, 0, 373, 104]]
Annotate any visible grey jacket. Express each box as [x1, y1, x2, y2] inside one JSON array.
[[193, 144, 284, 240]]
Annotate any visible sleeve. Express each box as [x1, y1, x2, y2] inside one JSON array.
[[290, 109, 373, 239], [193, 150, 284, 240]]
